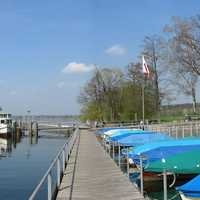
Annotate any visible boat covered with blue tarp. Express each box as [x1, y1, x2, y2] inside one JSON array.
[[107, 130, 152, 141], [129, 138, 200, 174], [96, 127, 130, 136], [177, 174, 200, 199], [117, 132, 172, 147]]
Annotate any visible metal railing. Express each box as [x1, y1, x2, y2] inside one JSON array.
[[29, 128, 79, 200], [148, 122, 200, 138]]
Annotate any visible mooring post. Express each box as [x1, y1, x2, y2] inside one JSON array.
[[29, 122, 33, 137], [118, 142, 121, 167], [140, 155, 144, 196], [163, 170, 167, 200], [126, 147, 129, 178], [190, 124, 193, 137]]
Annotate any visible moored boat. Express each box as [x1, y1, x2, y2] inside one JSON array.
[[177, 174, 200, 200], [128, 138, 200, 191], [0, 113, 12, 135]]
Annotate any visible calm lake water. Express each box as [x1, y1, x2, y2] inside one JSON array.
[[0, 131, 67, 200]]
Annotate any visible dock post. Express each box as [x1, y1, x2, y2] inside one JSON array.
[[163, 170, 167, 200], [140, 155, 144, 196], [12, 121, 17, 134], [126, 147, 129, 178], [118, 142, 121, 167], [48, 173, 52, 200]]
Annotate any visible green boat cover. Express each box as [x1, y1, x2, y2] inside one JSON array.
[[145, 149, 200, 174]]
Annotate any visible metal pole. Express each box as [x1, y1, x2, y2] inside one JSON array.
[[182, 126, 185, 138], [62, 150, 65, 173], [190, 124, 193, 137], [168, 127, 171, 136], [140, 156, 144, 196], [48, 173, 52, 200], [126, 147, 129, 178], [57, 159, 61, 187], [118, 143, 121, 167], [108, 141, 111, 156], [112, 142, 115, 159], [163, 170, 167, 200], [104, 138, 107, 155], [176, 126, 178, 139], [106, 139, 108, 154], [142, 83, 145, 130], [65, 144, 69, 161]]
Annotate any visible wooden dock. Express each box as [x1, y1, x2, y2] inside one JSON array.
[[56, 130, 144, 200]]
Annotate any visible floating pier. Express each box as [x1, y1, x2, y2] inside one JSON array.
[[56, 130, 144, 200]]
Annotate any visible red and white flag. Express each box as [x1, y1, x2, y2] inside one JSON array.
[[142, 56, 150, 76]]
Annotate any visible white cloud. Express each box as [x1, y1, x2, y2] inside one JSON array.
[[105, 44, 127, 56], [62, 62, 95, 73], [57, 81, 65, 88]]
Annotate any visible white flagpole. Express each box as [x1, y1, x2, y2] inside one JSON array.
[[142, 82, 145, 130], [142, 55, 147, 130]]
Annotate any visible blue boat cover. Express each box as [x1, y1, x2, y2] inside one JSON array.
[[96, 127, 127, 135], [118, 133, 172, 147], [132, 138, 200, 155], [108, 130, 155, 141], [177, 174, 200, 197], [130, 144, 200, 166]]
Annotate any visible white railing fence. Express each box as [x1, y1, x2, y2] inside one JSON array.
[[29, 128, 80, 200]]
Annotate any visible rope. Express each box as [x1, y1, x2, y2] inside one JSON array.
[[168, 193, 180, 200]]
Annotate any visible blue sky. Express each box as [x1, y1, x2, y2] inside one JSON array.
[[0, 0, 200, 115]]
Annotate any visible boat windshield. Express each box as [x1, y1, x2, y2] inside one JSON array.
[[0, 114, 11, 118], [0, 119, 12, 124]]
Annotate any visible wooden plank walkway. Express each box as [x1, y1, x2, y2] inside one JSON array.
[[57, 130, 144, 200]]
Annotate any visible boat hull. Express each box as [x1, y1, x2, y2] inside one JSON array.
[[134, 171, 196, 192], [0, 125, 12, 134], [180, 193, 200, 200]]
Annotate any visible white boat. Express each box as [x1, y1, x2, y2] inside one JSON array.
[[179, 192, 200, 200], [0, 113, 12, 134]]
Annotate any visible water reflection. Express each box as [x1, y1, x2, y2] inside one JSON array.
[[0, 137, 12, 158], [0, 130, 23, 158], [0, 130, 67, 200]]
